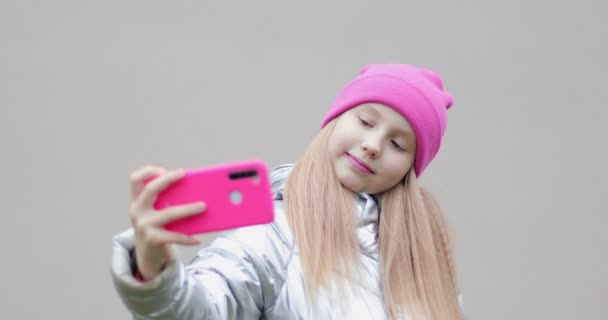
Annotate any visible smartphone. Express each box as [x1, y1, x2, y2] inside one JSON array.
[[151, 159, 275, 235]]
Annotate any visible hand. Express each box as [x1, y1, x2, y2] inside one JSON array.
[[128, 166, 206, 280]]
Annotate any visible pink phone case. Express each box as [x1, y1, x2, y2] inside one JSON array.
[[152, 159, 275, 235]]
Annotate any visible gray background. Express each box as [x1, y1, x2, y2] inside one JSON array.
[[1, 1, 606, 319]]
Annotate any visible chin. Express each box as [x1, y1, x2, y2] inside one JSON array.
[[341, 180, 363, 193], [335, 168, 367, 193]]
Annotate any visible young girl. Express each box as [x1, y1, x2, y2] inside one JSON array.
[[111, 64, 465, 319]]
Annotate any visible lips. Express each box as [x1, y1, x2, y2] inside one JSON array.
[[346, 153, 374, 174]]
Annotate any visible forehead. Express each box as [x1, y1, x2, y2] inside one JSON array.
[[351, 103, 414, 134]]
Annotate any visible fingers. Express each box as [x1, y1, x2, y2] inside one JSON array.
[[140, 228, 201, 246], [146, 202, 206, 227], [138, 169, 185, 209], [134, 202, 205, 247], [129, 167, 204, 252], [129, 166, 167, 201]]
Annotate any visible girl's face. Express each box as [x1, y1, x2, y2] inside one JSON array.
[[328, 103, 417, 194]]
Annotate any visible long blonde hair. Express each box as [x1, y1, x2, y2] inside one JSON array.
[[284, 120, 461, 319]]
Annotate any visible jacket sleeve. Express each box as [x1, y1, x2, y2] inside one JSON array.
[[269, 163, 293, 200], [110, 219, 291, 320], [458, 293, 469, 320]]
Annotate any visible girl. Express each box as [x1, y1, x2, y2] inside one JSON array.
[[111, 64, 465, 319]]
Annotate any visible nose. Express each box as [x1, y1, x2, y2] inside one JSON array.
[[361, 136, 381, 158]]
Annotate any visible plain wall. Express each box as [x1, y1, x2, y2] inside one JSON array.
[[1, 1, 606, 319]]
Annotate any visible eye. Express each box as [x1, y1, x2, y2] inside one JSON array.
[[391, 140, 405, 151], [359, 118, 372, 127]]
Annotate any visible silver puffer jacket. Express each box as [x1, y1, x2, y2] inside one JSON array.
[[111, 164, 466, 319]]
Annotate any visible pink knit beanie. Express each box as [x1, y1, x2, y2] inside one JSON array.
[[321, 64, 454, 176]]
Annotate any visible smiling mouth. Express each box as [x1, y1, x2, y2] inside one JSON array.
[[345, 153, 374, 174]]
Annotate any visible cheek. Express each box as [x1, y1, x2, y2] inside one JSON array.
[[328, 132, 345, 158], [329, 130, 353, 154], [384, 154, 414, 177]]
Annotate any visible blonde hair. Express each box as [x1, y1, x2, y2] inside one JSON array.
[[284, 120, 461, 319]]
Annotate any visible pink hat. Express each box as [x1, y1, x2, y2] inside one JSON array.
[[321, 64, 454, 176]]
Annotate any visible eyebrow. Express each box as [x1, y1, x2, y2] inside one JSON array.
[[394, 127, 414, 139], [360, 105, 414, 139]]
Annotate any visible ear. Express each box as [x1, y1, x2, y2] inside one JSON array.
[[402, 168, 416, 185], [402, 171, 410, 186]]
